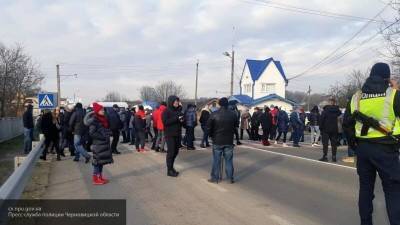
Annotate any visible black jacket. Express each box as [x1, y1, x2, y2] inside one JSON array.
[[23, 107, 34, 129], [343, 76, 400, 146], [162, 96, 183, 137], [251, 111, 262, 127], [69, 108, 86, 136], [207, 107, 237, 145], [107, 108, 123, 131], [308, 111, 320, 126], [199, 110, 210, 126], [260, 111, 272, 131], [134, 112, 146, 132], [41, 112, 59, 139], [320, 105, 342, 134], [84, 112, 113, 166]]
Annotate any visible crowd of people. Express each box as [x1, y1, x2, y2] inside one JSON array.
[[22, 94, 352, 185], [19, 62, 400, 224]]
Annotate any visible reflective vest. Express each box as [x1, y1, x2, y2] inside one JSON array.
[[350, 88, 400, 139]]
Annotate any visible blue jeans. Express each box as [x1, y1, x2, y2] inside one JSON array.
[[93, 164, 103, 175], [23, 128, 33, 154], [74, 135, 90, 160], [292, 127, 301, 145], [201, 125, 209, 146], [211, 145, 234, 181]]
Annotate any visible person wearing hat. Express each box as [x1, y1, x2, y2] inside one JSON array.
[[107, 104, 123, 154], [84, 102, 113, 185], [343, 62, 400, 225], [207, 97, 237, 184]]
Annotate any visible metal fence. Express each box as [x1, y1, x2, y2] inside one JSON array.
[[0, 138, 44, 199], [0, 117, 23, 143]]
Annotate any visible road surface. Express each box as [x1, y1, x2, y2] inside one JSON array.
[[44, 138, 389, 225]]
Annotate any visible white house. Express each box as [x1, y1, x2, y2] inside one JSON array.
[[229, 57, 297, 111]]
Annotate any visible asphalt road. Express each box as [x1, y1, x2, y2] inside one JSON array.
[[44, 133, 390, 225]]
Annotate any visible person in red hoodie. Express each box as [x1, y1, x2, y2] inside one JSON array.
[[134, 105, 147, 152], [151, 105, 160, 150], [269, 105, 279, 142], [84, 102, 113, 185], [155, 102, 167, 152]]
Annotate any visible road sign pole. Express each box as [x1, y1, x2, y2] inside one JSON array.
[[56, 64, 60, 107]]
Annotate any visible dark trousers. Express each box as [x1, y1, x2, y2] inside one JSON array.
[[43, 134, 61, 158], [356, 142, 400, 225], [269, 125, 277, 140], [166, 136, 180, 170], [130, 128, 135, 144], [111, 129, 120, 151], [121, 130, 128, 142], [234, 128, 240, 142], [262, 129, 270, 141], [250, 126, 259, 140], [240, 128, 251, 140], [145, 128, 153, 141], [152, 127, 158, 148], [185, 126, 195, 148], [276, 131, 287, 143], [135, 130, 145, 149], [322, 132, 338, 158]]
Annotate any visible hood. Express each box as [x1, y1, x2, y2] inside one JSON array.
[[324, 105, 341, 114], [83, 111, 95, 126], [159, 105, 167, 112], [361, 76, 388, 94], [167, 95, 179, 109]]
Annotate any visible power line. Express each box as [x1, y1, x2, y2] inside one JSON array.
[[239, 0, 392, 23], [288, 1, 393, 81]]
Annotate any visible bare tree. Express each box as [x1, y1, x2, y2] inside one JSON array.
[[103, 91, 127, 102], [381, 1, 400, 74], [328, 69, 368, 107], [0, 43, 43, 117], [139, 86, 158, 101]]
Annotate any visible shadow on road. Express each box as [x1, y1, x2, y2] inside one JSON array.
[[235, 156, 284, 182]]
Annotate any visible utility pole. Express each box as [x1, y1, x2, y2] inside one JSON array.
[[307, 85, 311, 112], [230, 47, 235, 97], [195, 59, 199, 106], [56, 64, 60, 107]]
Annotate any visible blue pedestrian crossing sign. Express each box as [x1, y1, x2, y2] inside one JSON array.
[[38, 93, 57, 109]]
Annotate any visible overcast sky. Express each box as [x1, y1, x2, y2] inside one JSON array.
[[0, 0, 397, 104]]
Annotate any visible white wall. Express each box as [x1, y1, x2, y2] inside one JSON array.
[[240, 65, 253, 97], [253, 62, 286, 99], [240, 61, 286, 99]]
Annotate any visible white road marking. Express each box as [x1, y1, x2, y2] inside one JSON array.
[[201, 179, 228, 192], [240, 145, 357, 170], [269, 215, 294, 225]]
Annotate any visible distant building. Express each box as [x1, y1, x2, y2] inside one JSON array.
[[230, 57, 297, 111]]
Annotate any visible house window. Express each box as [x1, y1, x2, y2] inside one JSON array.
[[261, 83, 275, 94], [244, 84, 252, 93]]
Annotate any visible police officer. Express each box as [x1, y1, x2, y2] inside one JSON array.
[[343, 62, 400, 225]]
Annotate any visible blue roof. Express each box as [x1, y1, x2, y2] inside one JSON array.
[[229, 95, 253, 105], [246, 58, 287, 83], [251, 94, 297, 106]]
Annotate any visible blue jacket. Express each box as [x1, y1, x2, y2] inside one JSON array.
[[185, 108, 197, 127], [277, 110, 289, 132], [290, 111, 303, 129]]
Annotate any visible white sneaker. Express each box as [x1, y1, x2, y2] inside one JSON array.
[[312, 144, 315, 147], [274, 141, 278, 145], [282, 143, 288, 147]]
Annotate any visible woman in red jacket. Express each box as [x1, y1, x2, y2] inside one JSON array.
[[155, 102, 167, 152]]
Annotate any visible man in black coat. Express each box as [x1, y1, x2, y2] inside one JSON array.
[[107, 104, 123, 154], [207, 97, 237, 184], [199, 107, 211, 148], [250, 107, 262, 141], [23, 104, 34, 154], [69, 103, 91, 163], [319, 98, 342, 162], [162, 96, 184, 177]]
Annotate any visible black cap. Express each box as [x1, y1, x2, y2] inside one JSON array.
[[370, 62, 390, 79], [113, 104, 119, 108]]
